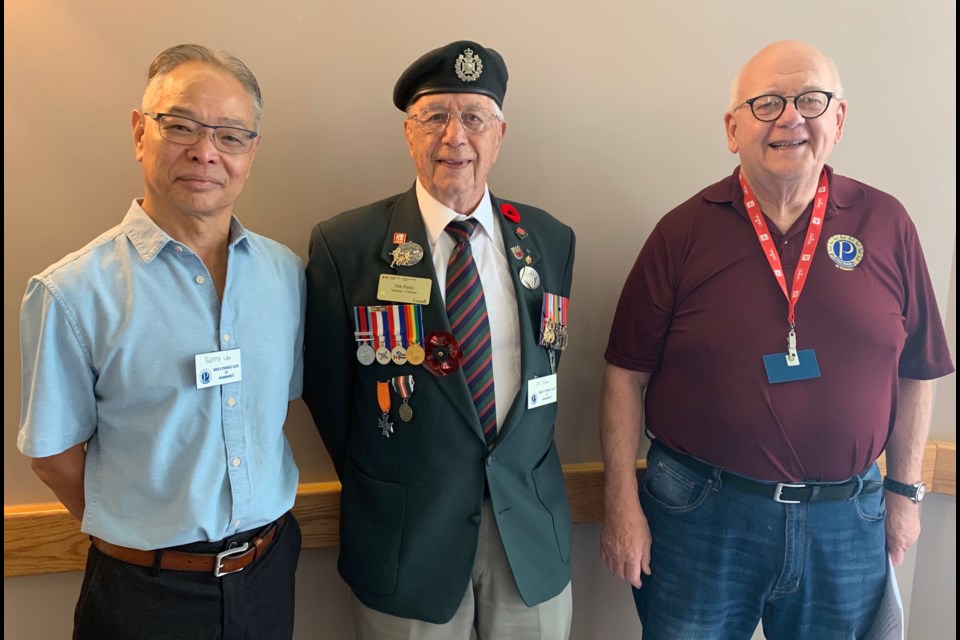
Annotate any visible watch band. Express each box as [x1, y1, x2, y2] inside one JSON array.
[[883, 476, 926, 503]]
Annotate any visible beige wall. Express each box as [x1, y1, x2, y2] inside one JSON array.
[[4, 1, 955, 638]]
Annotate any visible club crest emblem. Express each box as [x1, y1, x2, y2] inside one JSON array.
[[826, 234, 864, 270], [455, 48, 483, 82]]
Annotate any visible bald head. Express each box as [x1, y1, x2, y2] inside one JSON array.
[[728, 40, 844, 111]]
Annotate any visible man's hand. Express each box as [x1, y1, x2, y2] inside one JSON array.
[[885, 492, 921, 567], [601, 497, 652, 588]]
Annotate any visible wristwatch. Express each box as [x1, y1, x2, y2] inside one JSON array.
[[883, 477, 926, 503]]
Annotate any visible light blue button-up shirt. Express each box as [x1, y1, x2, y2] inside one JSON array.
[[19, 200, 304, 550]]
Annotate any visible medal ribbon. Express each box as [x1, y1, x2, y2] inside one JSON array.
[[390, 375, 415, 401], [390, 305, 409, 348], [370, 307, 388, 352], [377, 380, 391, 413], [738, 169, 829, 328], [403, 305, 422, 348], [353, 306, 371, 342]]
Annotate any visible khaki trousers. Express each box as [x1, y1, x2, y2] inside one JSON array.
[[352, 501, 572, 640]]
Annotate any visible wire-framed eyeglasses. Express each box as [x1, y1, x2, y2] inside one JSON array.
[[735, 91, 835, 122], [407, 106, 499, 134], [144, 111, 258, 154]]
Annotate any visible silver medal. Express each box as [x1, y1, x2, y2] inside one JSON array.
[[356, 343, 375, 365]]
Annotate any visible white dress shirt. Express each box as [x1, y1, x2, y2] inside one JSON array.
[[416, 179, 521, 431]]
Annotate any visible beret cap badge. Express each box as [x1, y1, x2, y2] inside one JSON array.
[[455, 48, 483, 83], [393, 40, 508, 111]]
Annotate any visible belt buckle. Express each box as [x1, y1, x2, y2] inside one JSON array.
[[214, 542, 250, 577], [773, 482, 805, 504]]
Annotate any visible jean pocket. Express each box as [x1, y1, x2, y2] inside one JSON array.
[[855, 486, 886, 522], [642, 452, 712, 513]]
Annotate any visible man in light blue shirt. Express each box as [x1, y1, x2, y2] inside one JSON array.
[[18, 44, 305, 640]]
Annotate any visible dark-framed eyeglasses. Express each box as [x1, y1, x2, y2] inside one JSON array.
[[408, 106, 499, 134], [735, 91, 835, 122], [143, 111, 258, 154]]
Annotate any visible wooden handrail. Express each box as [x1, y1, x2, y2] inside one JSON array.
[[4, 441, 954, 578]]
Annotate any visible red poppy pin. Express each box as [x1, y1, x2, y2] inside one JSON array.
[[423, 331, 463, 377], [500, 203, 521, 224]]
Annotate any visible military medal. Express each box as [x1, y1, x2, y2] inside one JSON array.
[[390, 242, 424, 268], [387, 305, 408, 364], [357, 342, 375, 365], [540, 292, 570, 370], [369, 306, 392, 364], [376, 381, 393, 437], [398, 303, 425, 365], [510, 245, 524, 260], [391, 375, 415, 422], [353, 307, 376, 365], [406, 343, 425, 365]]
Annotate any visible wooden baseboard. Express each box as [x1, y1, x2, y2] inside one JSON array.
[[5, 442, 954, 578]]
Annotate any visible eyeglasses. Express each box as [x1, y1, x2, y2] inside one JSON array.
[[408, 106, 499, 134], [143, 111, 258, 154], [735, 91, 835, 122]]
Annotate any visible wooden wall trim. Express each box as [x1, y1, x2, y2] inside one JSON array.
[[5, 442, 955, 578]]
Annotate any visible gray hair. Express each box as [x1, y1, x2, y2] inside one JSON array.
[[142, 44, 263, 127], [727, 53, 845, 112]]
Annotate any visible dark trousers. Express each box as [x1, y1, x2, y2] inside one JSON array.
[[74, 514, 301, 640]]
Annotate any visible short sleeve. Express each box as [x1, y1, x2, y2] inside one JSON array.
[[18, 277, 98, 457]]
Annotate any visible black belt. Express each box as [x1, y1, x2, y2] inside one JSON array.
[[654, 443, 881, 504]]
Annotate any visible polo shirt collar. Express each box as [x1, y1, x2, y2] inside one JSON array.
[[704, 164, 864, 221]]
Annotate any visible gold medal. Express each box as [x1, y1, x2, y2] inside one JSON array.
[[406, 343, 425, 365]]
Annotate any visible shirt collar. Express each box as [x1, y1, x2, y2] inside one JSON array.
[[416, 179, 495, 248], [704, 164, 863, 221], [121, 199, 250, 262]]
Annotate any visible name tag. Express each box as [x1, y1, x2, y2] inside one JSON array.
[[527, 374, 558, 409], [377, 274, 432, 305], [195, 349, 242, 389], [763, 349, 820, 383]]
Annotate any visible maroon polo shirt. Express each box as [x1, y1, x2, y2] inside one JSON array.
[[605, 165, 954, 481]]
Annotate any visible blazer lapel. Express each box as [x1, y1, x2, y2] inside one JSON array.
[[380, 187, 484, 440], [490, 193, 547, 443]]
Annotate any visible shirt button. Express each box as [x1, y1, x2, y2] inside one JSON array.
[[234, 519, 242, 528], [232, 457, 241, 467], [223, 333, 231, 342], [469, 514, 482, 525], [227, 396, 237, 407], [174, 246, 183, 253], [195, 275, 206, 285]]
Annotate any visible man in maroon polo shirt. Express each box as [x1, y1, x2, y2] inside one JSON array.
[[599, 40, 953, 639]]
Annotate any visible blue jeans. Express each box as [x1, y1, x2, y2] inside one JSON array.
[[634, 441, 887, 640]]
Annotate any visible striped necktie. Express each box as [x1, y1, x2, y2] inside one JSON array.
[[445, 219, 497, 445]]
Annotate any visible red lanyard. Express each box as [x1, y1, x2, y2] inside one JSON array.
[[739, 169, 829, 327]]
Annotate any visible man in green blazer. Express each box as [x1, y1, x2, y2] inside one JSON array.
[[303, 40, 576, 639]]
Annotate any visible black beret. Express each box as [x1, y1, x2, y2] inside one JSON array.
[[393, 40, 508, 111]]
